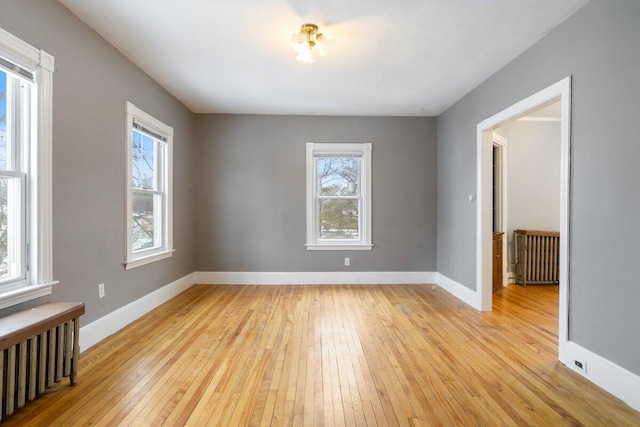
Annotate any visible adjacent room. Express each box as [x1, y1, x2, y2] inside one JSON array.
[[0, 0, 639, 424]]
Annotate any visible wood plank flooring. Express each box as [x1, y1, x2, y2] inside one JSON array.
[[3, 284, 639, 426]]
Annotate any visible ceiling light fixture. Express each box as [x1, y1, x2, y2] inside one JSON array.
[[291, 23, 333, 64]]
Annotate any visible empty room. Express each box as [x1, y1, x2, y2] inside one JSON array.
[[0, 0, 639, 425]]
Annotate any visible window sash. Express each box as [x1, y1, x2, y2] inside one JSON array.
[[314, 153, 363, 242], [314, 156, 361, 197], [130, 132, 166, 255], [130, 138, 166, 254], [0, 68, 29, 290], [131, 130, 165, 192], [131, 189, 163, 253], [316, 197, 361, 242]]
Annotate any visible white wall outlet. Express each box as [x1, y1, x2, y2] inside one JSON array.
[[98, 283, 105, 299], [574, 359, 587, 373], [344, 257, 350, 266]]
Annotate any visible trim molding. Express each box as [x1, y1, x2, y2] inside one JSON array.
[[476, 77, 572, 366], [492, 132, 509, 288], [195, 271, 437, 285], [306, 143, 372, 250], [124, 101, 174, 270], [517, 116, 561, 122], [562, 341, 640, 411], [0, 281, 58, 310], [477, 76, 571, 314], [79, 272, 195, 352], [436, 273, 480, 310]]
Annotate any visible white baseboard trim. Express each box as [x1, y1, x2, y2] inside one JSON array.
[[436, 273, 480, 310], [562, 341, 640, 411], [194, 271, 437, 286], [79, 272, 195, 353], [75, 269, 640, 413]]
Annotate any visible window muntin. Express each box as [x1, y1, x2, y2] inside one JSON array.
[[306, 143, 372, 250], [125, 102, 173, 269]]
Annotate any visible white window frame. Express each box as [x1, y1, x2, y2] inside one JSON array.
[[124, 102, 174, 269], [0, 26, 57, 309], [306, 142, 372, 251]]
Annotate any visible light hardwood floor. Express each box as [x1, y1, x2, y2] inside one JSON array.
[[3, 284, 639, 426]]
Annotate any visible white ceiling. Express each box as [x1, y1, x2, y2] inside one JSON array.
[[58, 0, 589, 116]]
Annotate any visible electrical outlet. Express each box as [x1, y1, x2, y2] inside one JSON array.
[[344, 257, 350, 266], [98, 283, 105, 299], [574, 359, 587, 373]]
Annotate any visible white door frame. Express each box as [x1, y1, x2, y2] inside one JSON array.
[[476, 76, 571, 360], [492, 133, 508, 288]]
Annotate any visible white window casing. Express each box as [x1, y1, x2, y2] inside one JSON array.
[[306, 142, 372, 251], [0, 26, 58, 309], [124, 102, 174, 269]]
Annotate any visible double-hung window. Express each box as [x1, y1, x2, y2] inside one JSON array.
[[306, 143, 372, 250], [0, 64, 27, 288], [0, 27, 56, 308], [125, 102, 173, 269]]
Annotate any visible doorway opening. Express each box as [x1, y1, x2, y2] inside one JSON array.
[[476, 77, 571, 362], [491, 135, 508, 293]]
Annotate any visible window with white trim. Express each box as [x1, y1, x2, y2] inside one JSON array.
[[125, 102, 173, 269], [306, 143, 372, 250], [0, 27, 56, 309]]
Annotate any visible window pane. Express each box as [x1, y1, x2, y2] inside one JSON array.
[[0, 176, 22, 282], [132, 192, 156, 251], [132, 131, 156, 190], [0, 71, 7, 171], [317, 157, 360, 196], [319, 199, 359, 240]]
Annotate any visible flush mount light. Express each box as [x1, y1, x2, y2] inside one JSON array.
[[291, 23, 334, 64]]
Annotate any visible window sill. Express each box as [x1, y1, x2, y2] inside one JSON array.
[[125, 249, 175, 270], [306, 244, 373, 251], [0, 281, 59, 310]]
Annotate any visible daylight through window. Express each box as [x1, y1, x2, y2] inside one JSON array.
[[306, 143, 372, 250], [0, 26, 56, 308], [125, 102, 173, 269], [0, 68, 27, 286]]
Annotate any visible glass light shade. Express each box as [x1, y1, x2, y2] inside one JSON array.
[[314, 34, 335, 57], [291, 24, 334, 64], [290, 32, 314, 63]]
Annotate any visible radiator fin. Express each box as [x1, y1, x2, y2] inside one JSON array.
[[0, 317, 79, 420]]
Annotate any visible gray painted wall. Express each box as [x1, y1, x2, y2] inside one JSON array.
[[7, 0, 637, 382], [0, 0, 196, 324], [496, 121, 561, 269], [437, 0, 640, 375], [194, 115, 437, 272]]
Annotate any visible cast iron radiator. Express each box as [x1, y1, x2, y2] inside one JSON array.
[[514, 229, 560, 285], [0, 302, 85, 420]]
